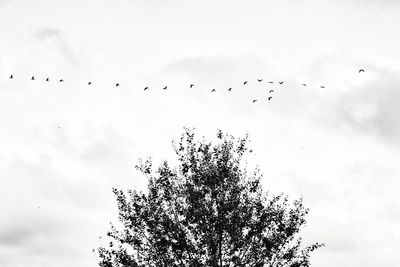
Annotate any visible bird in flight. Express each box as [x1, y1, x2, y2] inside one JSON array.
[[320, 85, 325, 88], [279, 81, 284, 84], [301, 83, 307, 86], [268, 96, 273, 100], [228, 88, 232, 91], [46, 78, 50, 82], [88, 82, 92, 85], [144, 86, 148, 91], [211, 89, 216, 92], [269, 90, 274, 93], [257, 79, 263, 82], [359, 69, 365, 73], [243, 81, 248, 85], [31, 76, 35, 80], [115, 83, 120, 87], [59, 79, 64, 82], [9, 74, 13, 79], [190, 84, 194, 88], [268, 81, 274, 84], [163, 86, 168, 90], [253, 99, 258, 103]]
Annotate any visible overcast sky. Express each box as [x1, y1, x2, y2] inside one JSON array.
[[1, 0, 400, 266]]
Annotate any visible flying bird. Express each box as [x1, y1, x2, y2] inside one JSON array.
[[115, 83, 120, 87], [257, 79, 263, 82], [9, 74, 13, 79], [88, 82, 92, 85], [31, 76, 35, 80], [279, 81, 284, 84], [163, 86, 168, 90], [46, 78, 49, 82], [228, 87, 232, 91], [211, 89, 216, 92], [190, 84, 194, 88], [359, 69, 365, 73], [144, 86, 148, 91], [268, 81, 274, 84], [269, 90, 274, 93], [268, 96, 273, 100], [320, 85, 325, 88], [243, 81, 248, 85], [59, 79, 64, 82], [253, 99, 258, 103], [301, 83, 307, 86]]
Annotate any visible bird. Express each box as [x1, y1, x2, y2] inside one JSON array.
[[243, 81, 248, 85], [46, 78, 49, 82], [9, 74, 13, 79], [163, 86, 168, 90], [144, 86, 149, 91], [257, 79, 263, 82], [31, 76, 35, 80], [211, 89, 216, 92], [252, 99, 258, 103], [228, 88, 232, 91], [279, 81, 284, 84], [268, 96, 273, 100], [59, 79, 64, 82], [320, 85, 325, 88], [301, 83, 307, 86], [190, 84, 194, 88], [115, 83, 120, 87], [268, 81, 274, 84], [359, 69, 365, 73], [269, 90, 274, 93], [88, 82, 92, 85]]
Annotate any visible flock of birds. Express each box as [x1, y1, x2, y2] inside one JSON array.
[[6, 69, 365, 103]]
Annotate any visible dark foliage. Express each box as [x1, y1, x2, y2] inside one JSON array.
[[98, 128, 323, 267]]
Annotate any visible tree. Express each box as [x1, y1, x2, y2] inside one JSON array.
[[98, 128, 323, 267]]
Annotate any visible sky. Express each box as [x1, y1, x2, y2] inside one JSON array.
[[0, 0, 400, 266]]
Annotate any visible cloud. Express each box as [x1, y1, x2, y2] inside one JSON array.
[[34, 28, 79, 66], [336, 69, 400, 146]]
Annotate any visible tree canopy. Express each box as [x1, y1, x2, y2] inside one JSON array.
[[98, 128, 323, 267]]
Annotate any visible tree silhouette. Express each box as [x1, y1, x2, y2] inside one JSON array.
[[98, 128, 323, 267]]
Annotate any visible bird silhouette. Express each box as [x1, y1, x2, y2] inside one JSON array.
[[211, 89, 216, 92], [253, 99, 258, 103], [59, 79, 64, 82], [320, 85, 325, 88], [269, 90, 274, 93], [116, 83, 120, 87], [9, 74, 13, 79], [88, 82, 92, 85], [359, 69, 365, 73], [279, 81, 284, 84], [190, 84, 194, 88], [257, 79, 263, 82], [268, 96, 273, 100], [228, 88, 232, 91], [301, 83, 307, 86], [144, 86, 148, 91], [46, 78, 49, 82], [31, 76, 35, 80], [163, 86, 168, 90], [268, 81, 274, 84], [243, 81, 248, 85]]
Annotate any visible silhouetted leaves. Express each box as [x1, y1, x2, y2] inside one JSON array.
[[98, 128, 322, 266]]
